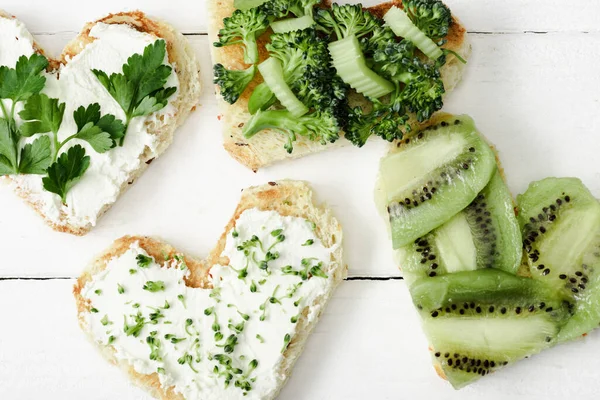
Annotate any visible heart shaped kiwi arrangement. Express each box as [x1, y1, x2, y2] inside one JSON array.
[[377, 114, 600, 388], [74, 181, 346, 400], [0, 11, 200, 235]]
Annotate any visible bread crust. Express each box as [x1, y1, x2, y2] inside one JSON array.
[[207, 0, 471, 171], [1, 10, 202, 235], [74, 180, 346, 399]]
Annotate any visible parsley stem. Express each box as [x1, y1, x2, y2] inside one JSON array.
[[54, 133, 78, 161], [0, 100, 9, 121], [9, 101, 16, 122], [119, 120, 130, 147]]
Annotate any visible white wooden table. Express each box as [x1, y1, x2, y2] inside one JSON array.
[[2, 0, 600, 398]]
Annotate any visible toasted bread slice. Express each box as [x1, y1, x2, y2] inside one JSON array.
[[74, 180, 346, 399], [207, 0, 471, 171], [0, 11, 202, 235]]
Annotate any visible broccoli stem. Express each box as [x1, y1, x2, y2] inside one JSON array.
[[244, 40, 260, 65], [384, 6, 443, 60], [248, 82, 277, 114], [243, 109, 308, 139]]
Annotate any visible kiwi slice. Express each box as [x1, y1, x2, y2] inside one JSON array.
[[411, 270, 570, 389], [397, 170, 522, 285], [516, 177, 600, 342], [380, 115, 496, 248]]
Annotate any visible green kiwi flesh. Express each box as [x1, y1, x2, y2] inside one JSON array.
[[516, 177, 600, 342], [380, 115, 496, 248], [398, 170, 522, 286], [412, 269, 570, 389]]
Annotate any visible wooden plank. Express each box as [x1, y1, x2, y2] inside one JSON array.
[[2, 0, 600, 34], [1, 279, 599, 399], [3, 33, 600, 278]]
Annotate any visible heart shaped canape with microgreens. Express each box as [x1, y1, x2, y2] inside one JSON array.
[[74, 181, 346, 400]]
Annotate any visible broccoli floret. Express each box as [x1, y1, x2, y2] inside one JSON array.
[[213, 64, 256, 104], [267, 29, 347, 111], [372, 39, 445, 122], [402, 0, 452, 42], [264, 0, 320, 18], [243, 108, 340, 153], [345, 100, 410, 147], [246, 28, 348, 151], [267, 28, 330, 84], [315, 4, 381, 40], [214, 8, 270, 64], [396, 60, 445, 122]]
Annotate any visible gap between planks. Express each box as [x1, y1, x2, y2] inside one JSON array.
[[28, 30, 597, 37], [0, 276, 404, 281]]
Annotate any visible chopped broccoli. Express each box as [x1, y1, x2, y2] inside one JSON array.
[[243, 108, 340, 153], [396, 59, 445, 122], [373, 40, 445, 122], [213, 64, 256, 104], [214, 8, 270, 64], [315, 3, 381, 40], [264, 0, 320, 19], [344, 97, 410, 147], [402, 0, 452, 42], [246, 28, 347, 152]]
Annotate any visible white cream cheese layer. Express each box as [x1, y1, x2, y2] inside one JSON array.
[[82, 209, 335, 400], [0, 19, 179, 228]]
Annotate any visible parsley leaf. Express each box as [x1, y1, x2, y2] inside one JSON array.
[[18, 93, 65, 137], [92, 40, 176, 145], [0, 119, 18, 174], [0, 54, 48, 102], [42, 145, 90, 203], [19, 135, 52, 174], [72, 103, 125, 153]]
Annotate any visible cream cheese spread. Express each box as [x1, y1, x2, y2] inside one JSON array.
[[0, 18, 179, 228], [82, 208, 336, 399]]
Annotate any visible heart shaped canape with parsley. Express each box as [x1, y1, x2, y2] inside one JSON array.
[[0, 10, 201, 234]]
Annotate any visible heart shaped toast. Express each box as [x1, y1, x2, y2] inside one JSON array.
[[0, 11, 201, 235], [74, 180, 346, 399]]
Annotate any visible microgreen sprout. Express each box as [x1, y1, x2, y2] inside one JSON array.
[[281, 333, 291, 354], [216, 334, 239, 354], [123, 313, 146, 337], [129, 269, 137, 275], [164, 334, 186, 344], [136, 254, 153, 268], [143, 281, 165, 292], [210, 288, 222, 303], [250, 280, 258, 293], [148, 308, 165, 325], [177, 353, 199, 373], [100, 315, 112, 326], [94, 289, 102, 295], [177, 294, 186, 308], [227, 304, 250, 321], [185, 318, 195, 336], [256, 334, 265, 343], [302, 239, 314, 246], [91, 307, 99, 313], [117, 284, 125, 294], [147, 331, 162, 361]]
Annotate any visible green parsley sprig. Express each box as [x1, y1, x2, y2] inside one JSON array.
[[0, 53, 127, 202], [92, 40, 176, 146]]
